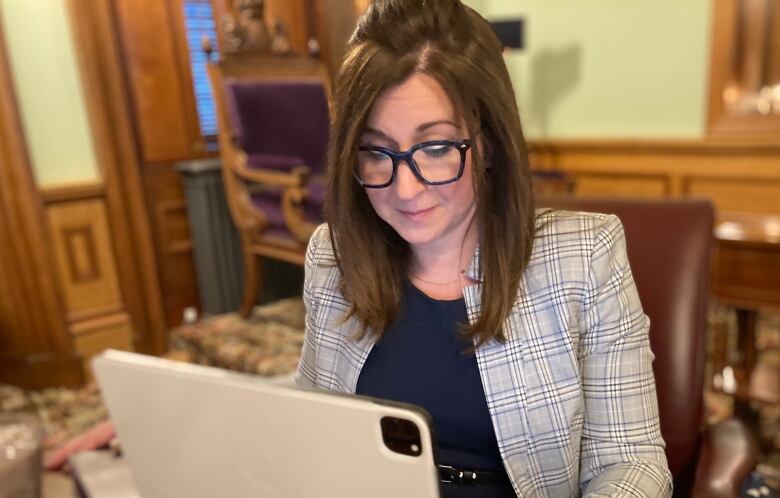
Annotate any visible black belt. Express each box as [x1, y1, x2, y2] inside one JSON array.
[[438, 464, 508, 485]]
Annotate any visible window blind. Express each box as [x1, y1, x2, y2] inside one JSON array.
[[183, 0, 218, 138]]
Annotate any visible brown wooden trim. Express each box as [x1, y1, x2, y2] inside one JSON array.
[[67, 303, 124, 323], [528, 138, 780, 155], [571, 171, 671, 196], [167, 240, 195, 255], [66, 0, 168, 354], [42, 182, 106, 204], [63, 226, 101, 282], [155, 198, 194, 255], [0, 9, 70, 355], [69, 311, 131, 336], [683, 175, 780, 193]]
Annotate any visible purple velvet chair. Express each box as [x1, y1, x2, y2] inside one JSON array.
[[208, 54, 330, 316]]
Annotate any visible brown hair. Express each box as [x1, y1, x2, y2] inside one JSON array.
[[325, 0, 536, 344]]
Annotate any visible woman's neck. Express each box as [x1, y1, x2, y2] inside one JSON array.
[[408, 221, 479, 299]]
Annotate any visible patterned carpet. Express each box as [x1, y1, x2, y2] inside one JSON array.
[[705, 304, 780, 486]]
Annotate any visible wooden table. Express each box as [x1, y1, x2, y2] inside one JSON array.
[[712, 211, 780, 403]]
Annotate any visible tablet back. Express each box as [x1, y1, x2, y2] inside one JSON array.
[[92, 350, 440, 498]]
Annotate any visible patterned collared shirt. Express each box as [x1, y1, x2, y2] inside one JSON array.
[[296, 209, 673, 497]]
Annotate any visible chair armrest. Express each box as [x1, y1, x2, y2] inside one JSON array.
[[692, 418, 760, 498], [234, 164, 311, 189], [231, 151, 311, 189]]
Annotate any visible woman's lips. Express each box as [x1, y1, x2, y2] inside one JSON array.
[[399, 205, 437, 221]]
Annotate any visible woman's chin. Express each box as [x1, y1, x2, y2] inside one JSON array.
[[389, 223, 438, 247]]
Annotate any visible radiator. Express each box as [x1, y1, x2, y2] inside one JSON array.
[[177, 159, 302, 316]]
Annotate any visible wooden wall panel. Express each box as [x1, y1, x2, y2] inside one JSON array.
[[574, 174, 669, 198], [109, 0, 213, 329], [530, 140, 780, 215], [44, 191, 137, 370], [112, 0, 201, 162], [1, 0, 169, 387], [316, 0, 360, 76], [71, 312, 134, 374], [0, 12, 69, 356], [46, 198, 123, 319], [142, 166, 201, 327], [685, 177, 780, 214], [71, 0, 169, 355]]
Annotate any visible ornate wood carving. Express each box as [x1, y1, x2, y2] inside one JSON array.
[[213, 0, 294, 58]]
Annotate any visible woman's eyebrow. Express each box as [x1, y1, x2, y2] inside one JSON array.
[[363, 127, 392, 140], [362, 120, 462, 145], [416, 119, 461, 132]]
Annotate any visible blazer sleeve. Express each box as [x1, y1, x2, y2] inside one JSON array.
[[294, 224, 328, 388], [578, 215, 673, 497]]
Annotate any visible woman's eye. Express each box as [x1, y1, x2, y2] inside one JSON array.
[[359, 149, 390, 163], [421, 144, 453, 158]]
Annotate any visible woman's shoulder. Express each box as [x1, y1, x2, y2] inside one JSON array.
[[306, 223, 337, 267], [530, 207, 625, 262], [534, 207, 622, 242]]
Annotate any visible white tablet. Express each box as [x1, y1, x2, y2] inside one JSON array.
[[92, 350, 441, 498]]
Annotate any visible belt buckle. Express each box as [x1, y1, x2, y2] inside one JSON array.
[[439, 465, 478, 485]]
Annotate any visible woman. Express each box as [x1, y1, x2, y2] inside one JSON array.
[[295, 1, 672, 496]]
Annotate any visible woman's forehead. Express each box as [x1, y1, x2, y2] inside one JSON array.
[[364, 73, 467, 137]]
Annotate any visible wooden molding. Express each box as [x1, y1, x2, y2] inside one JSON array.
[[156, 199, 195, 255], [141, 165, 201, 327], [0, 9, 70, 355], [66, 0, 169, 353], [528, 138, 780, 214], [42, 181, 106, 204], [683, 175, 780, 214], [69, 311, 134, 377], [529, 138, 780, 155], [47, 199, 123, 318], [571, 171, 670, 198], [63, 226, 101, 282], [67, 303, 124, 323]]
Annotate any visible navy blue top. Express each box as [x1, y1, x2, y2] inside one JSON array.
[[356, 281, 515, 496]]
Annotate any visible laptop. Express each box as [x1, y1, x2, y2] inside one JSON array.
[[91, 349, 441, 498]]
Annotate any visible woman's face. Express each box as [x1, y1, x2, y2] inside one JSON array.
[[360, 73, 477, 255]]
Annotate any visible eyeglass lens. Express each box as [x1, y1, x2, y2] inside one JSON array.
[[357, 143, 463, 186]]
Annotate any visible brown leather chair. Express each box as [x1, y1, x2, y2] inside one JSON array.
[[538, 196, 760, 498]]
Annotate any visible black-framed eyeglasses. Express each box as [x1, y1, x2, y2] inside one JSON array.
[[355, 139, 472, 189]]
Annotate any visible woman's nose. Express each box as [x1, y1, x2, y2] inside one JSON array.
[[393, 161, 426, 200]]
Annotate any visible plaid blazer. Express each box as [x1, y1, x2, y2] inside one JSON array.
[[295, 209, 673, 498]]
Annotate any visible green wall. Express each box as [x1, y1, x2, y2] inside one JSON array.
[[0, 0, 100, 186], [465, 0, 712, 139], [463, 0, 485, 13]]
